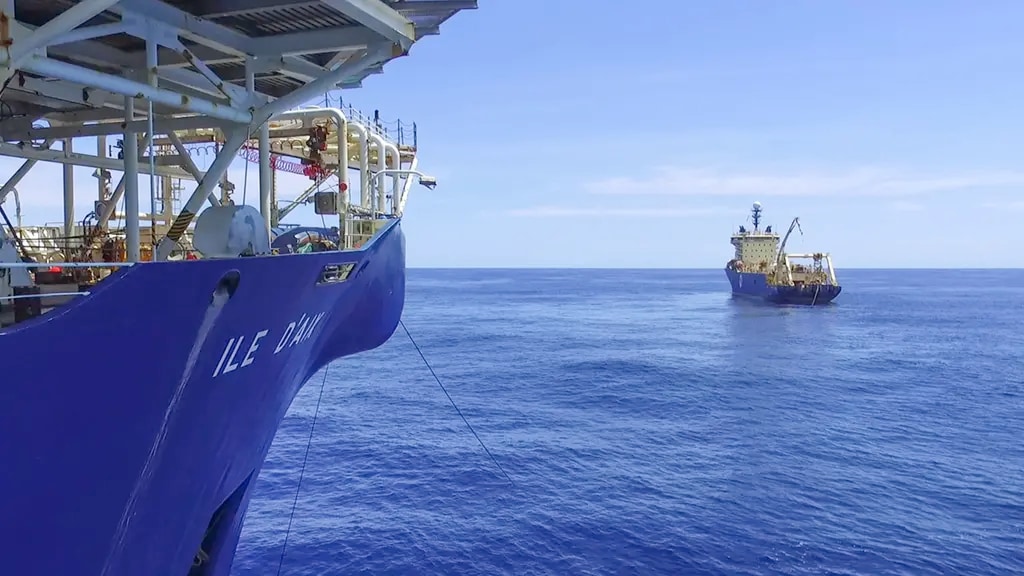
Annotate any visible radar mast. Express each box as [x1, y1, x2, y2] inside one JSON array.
[[751, 201, 763, 231]]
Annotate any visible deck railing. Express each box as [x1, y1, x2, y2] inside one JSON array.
[[0, 261, 134, 302], [337, 103, 417, 148]]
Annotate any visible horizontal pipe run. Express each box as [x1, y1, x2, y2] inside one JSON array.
[[22, 56, 253, 124], [0, 142, 191, 180]]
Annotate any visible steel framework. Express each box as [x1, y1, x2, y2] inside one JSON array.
[[0, 0, 474, 261]]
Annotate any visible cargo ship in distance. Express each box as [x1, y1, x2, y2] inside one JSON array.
[[725, 202, 841, 305]]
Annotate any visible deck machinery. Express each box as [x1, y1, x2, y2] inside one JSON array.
[[0, 0, 473, 322], [0, 2, 476, 575]]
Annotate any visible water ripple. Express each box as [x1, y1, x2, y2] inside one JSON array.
[[234, 269, 1024, 575]]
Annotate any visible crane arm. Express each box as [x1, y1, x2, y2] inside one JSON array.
[[777, 217, 802, 265], [773, 217, 802, 284]]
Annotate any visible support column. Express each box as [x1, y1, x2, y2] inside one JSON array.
[[335, 117, 350, 248], [373, 136, 386, 214], [161, 176, 173, 225], [214, 141, 230, 205], [96, 175, 126, 230], [258, 121, 272, 235], [352, 125, 369, 209], [367, 133, 384, 212], [124, 96, 140, 263], [62, 139, 74, 259], [97, 135, 107, 201], [270, 164, 279, 228], [146, 38, 158, 250], [155, 128, 248, 261], [388, 145, 399, 215]]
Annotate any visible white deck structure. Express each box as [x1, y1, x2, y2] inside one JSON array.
[[0, 0, 473, 262]]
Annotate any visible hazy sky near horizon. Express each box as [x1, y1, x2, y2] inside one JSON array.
[[4, 0, 1024, 268]]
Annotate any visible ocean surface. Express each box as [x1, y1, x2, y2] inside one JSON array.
[[232, 268, 1024, 576]]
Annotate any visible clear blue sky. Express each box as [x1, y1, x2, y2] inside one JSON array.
[[6, 0, 1024, 268]]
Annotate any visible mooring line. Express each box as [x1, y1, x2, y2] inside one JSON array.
[[276, 364, 331, 576], [400, 319, 515, 487]]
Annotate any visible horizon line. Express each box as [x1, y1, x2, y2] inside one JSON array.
[[406, 266, 1024, 271]]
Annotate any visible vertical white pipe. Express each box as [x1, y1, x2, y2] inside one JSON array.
[[146, 39, 158, 252], [97, 135, 107, 201], [333, 114, 349, 246], [248, 60, 271, 233], [123, 96, 140, 262], [271, 161, 278, 228], [368, 133, 386, 213], [62, 139, 74, 258], [333, 114, 350, 192], [258, 121, 271, 235], [347, 123, 369, 208], [385, 142, 399, 215]]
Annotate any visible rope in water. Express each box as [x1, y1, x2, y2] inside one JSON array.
[[276, 364, 331, 576]]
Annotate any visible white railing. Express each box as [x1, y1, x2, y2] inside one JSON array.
[[336, 103, 417, 147], [1, 262, 135, 269], [0, 261, 134, 302], [2, 291, 87, 301]]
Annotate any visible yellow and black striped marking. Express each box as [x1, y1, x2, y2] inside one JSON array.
[[167, 210, 195, 241]]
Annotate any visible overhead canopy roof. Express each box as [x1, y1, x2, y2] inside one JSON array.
[[1, 0, 475, 128]]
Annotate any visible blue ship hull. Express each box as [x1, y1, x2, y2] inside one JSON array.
[[0, 219, 407, 576], [725, 267, 841, 305]]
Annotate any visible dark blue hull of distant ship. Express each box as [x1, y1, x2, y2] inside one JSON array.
[[0, 219, 407, 576], [725, 267, 841, 305]]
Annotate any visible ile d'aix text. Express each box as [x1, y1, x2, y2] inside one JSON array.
[[212, 311, 327, 378]]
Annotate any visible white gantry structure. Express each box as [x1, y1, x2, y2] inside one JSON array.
[[0, 0, 472, 263]]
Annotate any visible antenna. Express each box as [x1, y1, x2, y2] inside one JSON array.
[[751, 201, 762, 230]]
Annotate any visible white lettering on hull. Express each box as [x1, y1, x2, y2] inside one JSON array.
[[212, 311, 327, 378]]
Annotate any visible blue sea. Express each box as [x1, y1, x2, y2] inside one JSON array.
[[232, 269, 1024, 576]]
